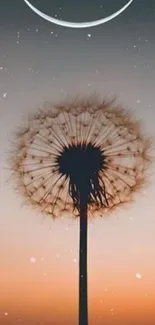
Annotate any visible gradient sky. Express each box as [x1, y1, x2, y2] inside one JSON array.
[[0, 0, 155, 324]]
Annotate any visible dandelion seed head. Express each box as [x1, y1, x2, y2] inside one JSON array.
[[9, 95, 153, 219]]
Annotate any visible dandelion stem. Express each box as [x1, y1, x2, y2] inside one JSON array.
[[79, 197, 88, 325]]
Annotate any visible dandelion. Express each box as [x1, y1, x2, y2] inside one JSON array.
[[9, 94, 153, 325]]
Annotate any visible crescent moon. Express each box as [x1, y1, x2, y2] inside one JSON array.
[[24, 0, 134, 29]]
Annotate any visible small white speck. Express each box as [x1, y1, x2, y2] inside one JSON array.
[[136, 272, 142, 279], [136, 99, 140, 103], [3, 92, 7, 98], [4, 312, 8, 316], [30, 257, 36, 264], [73, 258, 77, 263], [87, 33, 92, 40]]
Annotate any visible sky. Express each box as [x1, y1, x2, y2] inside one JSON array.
[[0, 0, 155, 324]]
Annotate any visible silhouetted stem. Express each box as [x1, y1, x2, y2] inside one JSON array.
[[79, 200, 88, 325]]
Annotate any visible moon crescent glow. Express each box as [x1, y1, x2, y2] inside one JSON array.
[[24, 0, 134, 29]]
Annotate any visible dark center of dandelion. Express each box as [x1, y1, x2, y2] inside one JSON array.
[[56, 143, 106, 209]]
